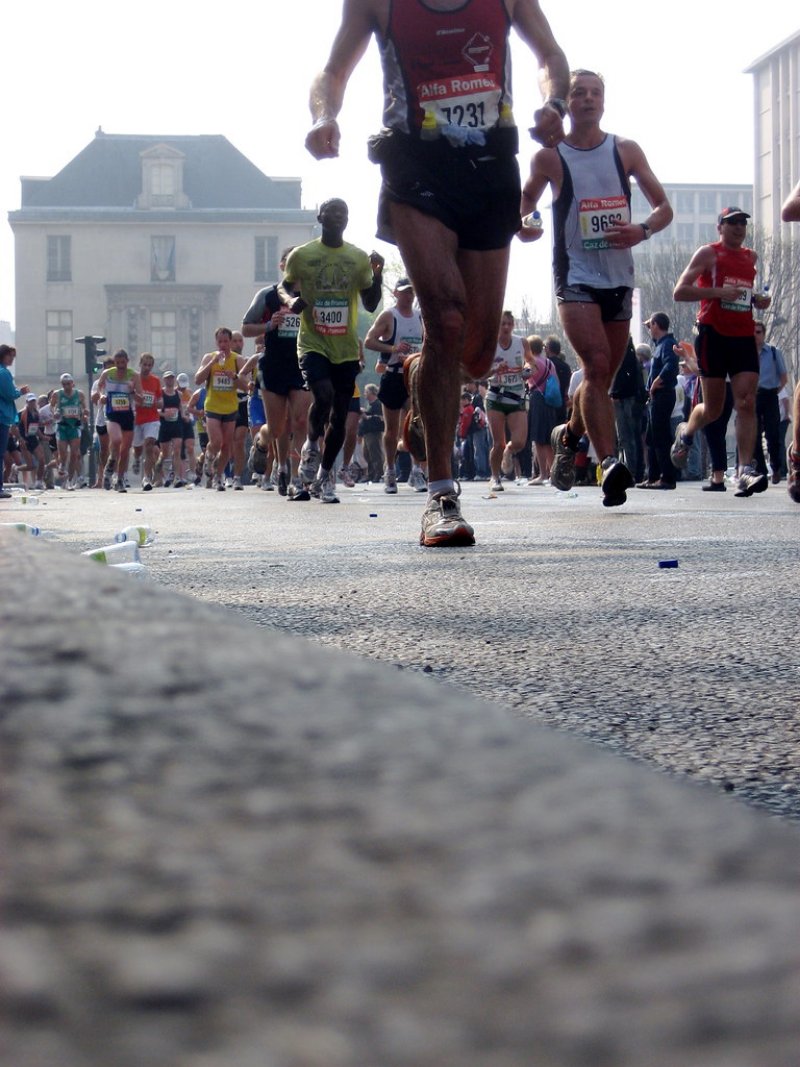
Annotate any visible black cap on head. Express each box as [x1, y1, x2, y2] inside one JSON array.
[[718, 206, 750, 224]]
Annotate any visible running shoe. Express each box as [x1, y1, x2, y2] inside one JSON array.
[[339, 463, 356, 488], [670, 421, 691, 470], [174, 479, 186, 488], [702, 481, 726, 492], [103, 464, 113, 491], [788, 448, 800, 503], [225, 476, 234, 489], [233, 476, 243, 490], [600, 457, 634, 507], [213, 476, 225, 492], [288, 481, 311, 502], [299, 442, 321, 484], [320, 471, 340, 504], [384, 468, 398, 494], [114, 477, 127, 493], [734, 465, 768, 497], [549, 424, 576, 491], [249, 442, 268, 475], [489, 478, 504, 492], [420, 491, 475, 547], [500, 445, 514, 477], [277, 468, 289, 497], [261, 475, 274, 491], [408, 466, 428, 493], [402, 354, 426, 462], [164, 473, 174, 488]]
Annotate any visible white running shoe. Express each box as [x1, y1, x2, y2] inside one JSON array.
[[320, 471, 340, 503], [384, 468, 398, 494]]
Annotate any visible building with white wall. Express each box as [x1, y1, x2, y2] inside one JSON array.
[[8, 131, 318, 390]]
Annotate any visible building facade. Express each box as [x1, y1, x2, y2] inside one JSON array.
[[631, 182, 753, 252], [9, 131, 318, 390], [746, 30, 800, 237]]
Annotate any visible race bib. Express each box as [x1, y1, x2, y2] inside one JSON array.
[[579, 196, 630, 250], [720, 276, 752, 313], [213, 372, 234, 391], [313, 299, 349, 336], [276, 313, 300, 339], [163, 407, 179, 421], [111, 394, 130, 411], [141, 391, 155, 408], [418, 72, 500, 129], [62, 404, 81, 420], [500, 372, 523, 387]]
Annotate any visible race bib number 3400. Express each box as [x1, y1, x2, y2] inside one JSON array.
[[313, 299, 349, 336], [579, 196, 629, 250]]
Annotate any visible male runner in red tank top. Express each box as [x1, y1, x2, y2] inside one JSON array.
[[672, 206, 772, 498]]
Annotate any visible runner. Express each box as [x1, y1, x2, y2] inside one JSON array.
[[364, 276, 425, 494], [95, 350, 142, 492], [305, 0, 569, 543], [132, 353, 162, 491], [176, 373, 197, 487], [158, 370, 186, 488], [520, 69, 672, 506], [194, 328, 250, 492], [53, 372, 89, 490], [279, 198, 383, 505], [241, 248, 311, 498], [485, 311, 530, 491], [671, 207, 771, 498]]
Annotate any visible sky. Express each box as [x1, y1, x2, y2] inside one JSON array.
[[2, 2, 798, 333]]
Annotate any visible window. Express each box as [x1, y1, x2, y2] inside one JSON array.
[[151, 310, 178, 365], [151, 164, 176, 198], [677, 222, 695, 243], [47, 236, 71, 282], [255, 236, 278, 283], [676, 192, 695, 214], [699, 223, 717, 242], [698, 192, 717, 214], [46, 310, 74, 376], [151, 236, 176, 282]]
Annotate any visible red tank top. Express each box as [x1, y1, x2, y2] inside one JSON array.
[[380, 0, 512, 136], [697, 241, 757, 338]]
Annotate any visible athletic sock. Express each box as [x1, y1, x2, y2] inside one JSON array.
[[428, 478, 454, 500]]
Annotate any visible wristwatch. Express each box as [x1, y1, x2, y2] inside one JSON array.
[[545, 98, 567, 118], [640, 222, 652, 240]]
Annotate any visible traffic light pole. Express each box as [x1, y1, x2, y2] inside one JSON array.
[[75, 336, 106, 487]]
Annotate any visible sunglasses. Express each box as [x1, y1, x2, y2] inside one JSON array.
[[722, 217, 747, 225]]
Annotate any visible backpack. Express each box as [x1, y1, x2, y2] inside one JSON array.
[[533, 358, 562, 407]]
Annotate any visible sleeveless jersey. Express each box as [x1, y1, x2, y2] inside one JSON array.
[[243, 284, 301, 366], [385, 307, 424, 369], [284, 239, 373, 365], [161, 390, 181, 422], [379, 0, 512, 136], [24, 406, 40, 439], [57, 388, 83, 424], [105, 370, 136, 418], [204, 352, 240, 415], [553, 134, 634, 291], [697, 242, 757, 338], [487, 335, 526, 398]]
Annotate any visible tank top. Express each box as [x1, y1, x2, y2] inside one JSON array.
[[161, 390, 181, 422], [697, 242, 757, 338], [24, 406, 40, 438], [487, 334, 526, 397], [380, 0, 512, 136], [553, 134, 634, 291], [58, 388, 83, 424], [205, 352, 240, 415], [385, 307, 424, 369], [105, 370, 136, 418]]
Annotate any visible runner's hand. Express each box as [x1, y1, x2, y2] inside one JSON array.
[[529, 106, 564, 147], [306, 119, 340, 159]]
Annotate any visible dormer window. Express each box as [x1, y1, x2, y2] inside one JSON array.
[[137, 145, 190, 210]]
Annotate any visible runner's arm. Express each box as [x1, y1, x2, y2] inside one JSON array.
[[510, 0, 569, 145]]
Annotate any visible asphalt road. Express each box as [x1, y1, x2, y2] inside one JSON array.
[[7, 474, 800, 823]]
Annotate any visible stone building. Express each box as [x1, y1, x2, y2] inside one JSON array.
[[8, 130, 318, 389]]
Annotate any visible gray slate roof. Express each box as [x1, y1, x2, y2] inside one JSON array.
[[20, 132, 300, 210]]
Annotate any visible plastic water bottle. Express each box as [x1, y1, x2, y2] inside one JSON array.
[[110, 561, 149, 579], [521, 211, 543, 232], [82, 541, 141, 565], [114, 524, 154, 547], [19, 495, 40, 506], [1, 522, 42, 536], [420, 107, 439, 141]]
